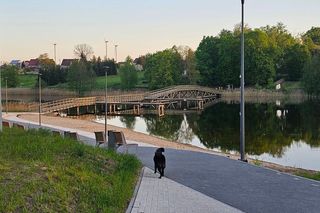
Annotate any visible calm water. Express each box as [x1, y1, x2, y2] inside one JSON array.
[[97, 101, 320, 171]]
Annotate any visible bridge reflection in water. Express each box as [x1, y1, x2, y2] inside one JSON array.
[[30, 85, 222, 116]]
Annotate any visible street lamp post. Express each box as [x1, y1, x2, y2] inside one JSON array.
[[115, 45, 118, 63], [105, 66, 109, 143], [54, 43, 57, 64], [0, 65, 2, 132], [240, 0, 246, 162], [5, 78, 8, 114], [105, 40, 108, 59], [38, 73, 42, 127]]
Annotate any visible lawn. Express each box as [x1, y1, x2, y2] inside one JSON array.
[[0, 127, 141, 212], [17, 71, 147, 90], [18, 74, 38, 88], [282, 81, 302, 92]]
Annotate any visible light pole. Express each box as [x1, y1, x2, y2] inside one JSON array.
[[5, 78, 8, 114], [105, 66, 109, 143], [54, 43, 57, 64], [0, 64, 2, 132], [105, 40, 108, 59], [38, 73, 42, 127], [240, 0, 246, 162], [114, 45, 118, 63]]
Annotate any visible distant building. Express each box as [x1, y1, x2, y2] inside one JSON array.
[[10, 60, 22, 68], [61, 59, 77, 69], [26, 59, 40, 71], [134, 64, 143, 71], [275, 79, 285, 90]]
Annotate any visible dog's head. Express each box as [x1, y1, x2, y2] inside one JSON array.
[[155, 147, 165, 153]]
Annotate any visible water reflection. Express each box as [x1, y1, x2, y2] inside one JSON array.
[[102, 101, 320, 170]]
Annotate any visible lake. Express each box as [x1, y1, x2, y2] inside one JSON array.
[[96, 101, 320, 171]]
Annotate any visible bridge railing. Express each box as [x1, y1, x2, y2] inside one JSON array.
[[96, 94, 145, 103], [41, 97, 97, 113], [145, 85, 221, 99]]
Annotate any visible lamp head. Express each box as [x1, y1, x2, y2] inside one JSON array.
[[241, 0, 244, 4]]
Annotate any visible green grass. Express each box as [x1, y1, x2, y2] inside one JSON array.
[[95, 75, 122, 89], [95, 71, 147, 90], [295, 171, 320, 181], [0, 127, 141, 212], [282, 81, 302, 92], [15, 71, 147, 90], [18, 74, 38, 88]]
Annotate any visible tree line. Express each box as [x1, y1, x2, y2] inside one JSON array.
[[142, 23, 320, 95]]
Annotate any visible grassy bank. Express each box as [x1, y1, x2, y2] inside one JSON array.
[[0, 128, 141, 212], [17, 71, 146, 90], [295, 171, 320, 181]]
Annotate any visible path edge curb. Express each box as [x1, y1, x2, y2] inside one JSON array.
[[126, 166, 145, 213]]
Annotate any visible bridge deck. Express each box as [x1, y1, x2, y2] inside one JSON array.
[[31, 85, 221, 114]]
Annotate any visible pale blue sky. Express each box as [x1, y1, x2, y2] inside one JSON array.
[[0, 0, 319, 63]]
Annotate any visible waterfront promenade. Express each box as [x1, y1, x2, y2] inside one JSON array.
[[3, 114, 320, 213]]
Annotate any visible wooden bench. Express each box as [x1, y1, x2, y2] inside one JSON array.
[[64, 131, 78, 140], [2, 121, 10, 128], [114, 131, 127, 146], [52, 131, 61, 136], [107, 130, 128, 152], [13, 123, 25, 130], [94, 131, 105, 147]]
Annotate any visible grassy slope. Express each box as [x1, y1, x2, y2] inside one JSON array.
[[0, 128, 141, 212], [17, 72, 146, 90], [18, 74, 38, 88]]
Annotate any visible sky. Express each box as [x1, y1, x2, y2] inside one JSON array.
[[0, 0, 319, 63]]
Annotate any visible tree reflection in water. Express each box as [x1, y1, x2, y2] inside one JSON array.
[[116, 101, 320, 158]]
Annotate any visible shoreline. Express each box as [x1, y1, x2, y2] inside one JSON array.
[[14, 113, 319, 178]]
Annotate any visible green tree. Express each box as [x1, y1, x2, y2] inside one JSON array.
[[144, 48, 183, 89], [281, 44, 311, 81], [0, 65, 19, 87], [38, 53, 55, 68], [40, 65, 67, 86], [119, 57, 138, 90], [244, 29, 276, 86], [177, 46, 200, 84], [302, 54, 320, 96], [67, 61, 96, 96], [303, 27, 320, 54], [195, 36, 220, 86]]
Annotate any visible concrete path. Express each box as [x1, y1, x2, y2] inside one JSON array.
[[131, 167, 242, 213], [124, 146, 320, 213]]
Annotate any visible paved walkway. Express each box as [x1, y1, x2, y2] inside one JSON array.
[[3, 114, 320, 213], [130, 167, 241, 213], [123, 146, 320, 213]]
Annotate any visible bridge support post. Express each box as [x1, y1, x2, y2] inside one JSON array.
[[77, 107, 80, 116], [113, 104, 116, 114], [158, 105, 165, 117], [198, 101, 204, 110], [133, 105, 140, 115]]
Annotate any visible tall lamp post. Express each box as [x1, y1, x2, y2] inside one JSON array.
[[38, 73, 42, 127], [240, 0, 246, 162], [105, 40, 108, 59], [114, 45, 118, 63], [0, 64, 2, 132], [5, 77, 8, 114], [105, 66, 109, 143], [54, 43, 57, 64]]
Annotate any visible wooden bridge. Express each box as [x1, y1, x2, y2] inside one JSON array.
[[30, 85, 221, 116]]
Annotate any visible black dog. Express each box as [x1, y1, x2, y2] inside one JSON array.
[[153, 148, 166, 179]]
